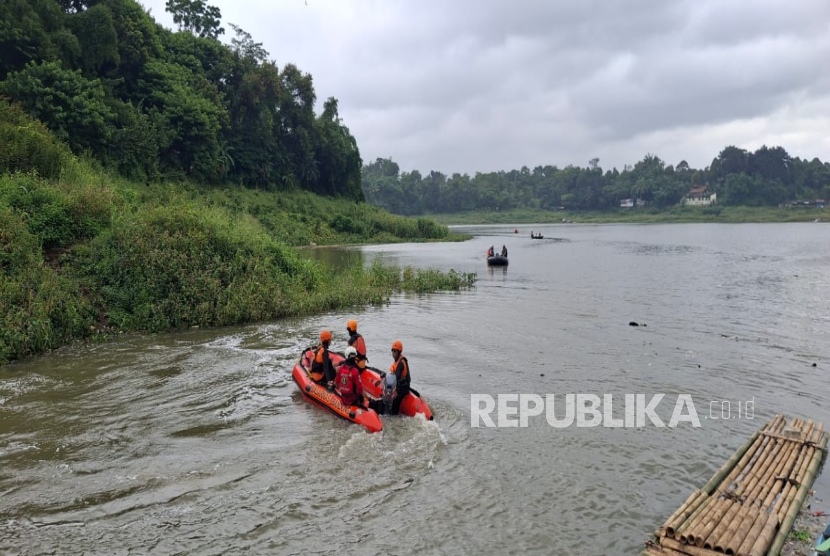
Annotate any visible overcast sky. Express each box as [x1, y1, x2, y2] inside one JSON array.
[[139, 0, 830, 175]]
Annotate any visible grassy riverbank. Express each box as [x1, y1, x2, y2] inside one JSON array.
[[0, 101, 474, 365], [428, 206, 826, 225]]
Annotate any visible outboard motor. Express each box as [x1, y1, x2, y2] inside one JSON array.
[[382, 372, 397, 415]]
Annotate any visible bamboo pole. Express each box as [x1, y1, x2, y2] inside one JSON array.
[[757, 438, 794, 502], [775, 442, 810, 516], [736, 439, 782, 499], [654, 417, 825, 556], [685, 496, 729, 545], [677, 493, 717, 541], [812, 423, 825, 444], [767, 433, 827, 556], [765, 431, 828, 556], [684, 417, 782, 545], [661, 537, 722, 556], [722, 505, 762, 555], [748, 511, 778, 556], [704, 499, 742, 548], [666, 491, 709, 538], [697, 416, 791, 548], [736, 506, 773, 556], [664, 489, 704, 534], [777, 441, 815, 522], [701, 430, 761, 494], [698, 433, 779, 548]]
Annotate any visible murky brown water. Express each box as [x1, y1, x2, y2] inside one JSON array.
[[2, 223, 829, 555]]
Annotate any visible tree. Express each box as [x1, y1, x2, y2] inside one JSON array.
[[165, 0, 224, 39], [0, 60, 114, 155], [228, 23, 268, 63], [716, 146, 749, 176], [138, 58, 226, 179], [749, 145, 791, 184], [0, 0, 79, 80], [65, 4, 120, 75], [314, 97, 363, 199]]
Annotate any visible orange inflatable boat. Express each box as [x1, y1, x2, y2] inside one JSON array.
[[292, 348, 383, 433]]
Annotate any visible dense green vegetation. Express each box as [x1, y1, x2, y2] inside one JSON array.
[[363, 148, 830, 216], [0, 0, 477, 365], [0, 99, 474, 366], [430, 206, 825, 225], [0, 0, 362, 197]]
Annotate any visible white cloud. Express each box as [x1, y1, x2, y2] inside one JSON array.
[[138, 0, 830, 174]]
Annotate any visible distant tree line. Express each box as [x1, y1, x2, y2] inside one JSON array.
[[362, 146, 830, 215], [0, 0, 363, 199]]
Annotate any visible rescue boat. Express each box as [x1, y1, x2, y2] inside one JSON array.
[[292, 348, 383, 433], [486, 255, 508, 266]]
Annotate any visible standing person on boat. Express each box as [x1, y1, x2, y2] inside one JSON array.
[[388, 340, 411, 415], [335, 347, 365, 407], [487, 245, 494, 257], [309, 330, 336, 386], [345, 319, 367, 372], [501, 245, 508, 257]]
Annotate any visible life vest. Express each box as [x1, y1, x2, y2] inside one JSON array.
[[349, 333, 367, 369], [390, 355, 410, 385], [310, 346, 327, 381], [335, 362, 361, 403]]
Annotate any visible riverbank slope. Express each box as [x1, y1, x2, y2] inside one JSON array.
[[0, 101, 474, 365]]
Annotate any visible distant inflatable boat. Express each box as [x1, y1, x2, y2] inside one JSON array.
[[487, 255, 508, 266]]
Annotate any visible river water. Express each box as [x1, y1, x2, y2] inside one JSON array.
[[2, 223, 829, 555]]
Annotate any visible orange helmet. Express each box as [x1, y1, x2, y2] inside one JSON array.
[[391, 340, 403, 352], [320, 330, 332, 342], [347, 319, 358, 332]]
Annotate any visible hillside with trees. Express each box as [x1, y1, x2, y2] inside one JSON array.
[[0, 1, 476, 366], [0, 0, 362, 198], [362, 147, 830, 216]]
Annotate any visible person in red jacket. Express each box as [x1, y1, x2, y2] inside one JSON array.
[[335, 347, 364, 407], [388, 340, 411, 415], [346, 319, 367, 372], [309, 330, 336, 385]]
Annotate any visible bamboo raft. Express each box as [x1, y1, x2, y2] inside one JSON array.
[[642, 414, 828, 556]]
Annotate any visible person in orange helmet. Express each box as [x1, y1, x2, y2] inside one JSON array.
[[345, 319, 367, 372], [309, 330, 336, 386], [388, 340, 411, 415]]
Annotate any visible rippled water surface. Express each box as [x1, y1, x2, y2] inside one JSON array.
[[2, 223, 829, 555]]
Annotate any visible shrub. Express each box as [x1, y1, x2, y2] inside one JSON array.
[[0, 98, 71, 179], [0, 172, 114, 247]]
